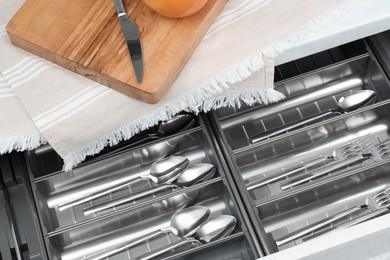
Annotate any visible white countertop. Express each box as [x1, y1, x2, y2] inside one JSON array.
[[275, 0, 390, 65]]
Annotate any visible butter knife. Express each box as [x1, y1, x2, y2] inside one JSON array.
[[113, 0, 144, 83]]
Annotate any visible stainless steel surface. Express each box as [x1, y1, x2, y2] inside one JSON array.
[[280, 138, 390, 190], [303, 187, 390, 242], [83, 163, 215, 215], [251, 90, 377, 143], [45, 141, 178, 208], [194, 215, 237, 244], [83, 185, 197, 216], [134, 239, 201, 260], [135, 215, 237, 260], [58, 155, 189, 211], [99, 114, 196, 158], [86, 206, 211, 260], [220, 75, 364, 130], [274, 206, 365, 246], [2, 191, 22, 260], [247, 135, 374, 190], [211, 43, 390, 253], [113, 0, 143, 83], [57, 181, 233, 260], [176, 163, 216, 187]]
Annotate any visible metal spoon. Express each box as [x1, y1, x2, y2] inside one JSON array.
[[83, 163, 215, 216], [133, 215, 237, 260], [251, 90, 377, 143], [58, 156, 190, 211], [86, 206, 210, 260], [97, 113, 196, 158], [61, 192, 197, 260]]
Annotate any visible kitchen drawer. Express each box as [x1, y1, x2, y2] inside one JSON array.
[[24, 116, 261, 260], [209, 34, 390, 257], [2, 31, 390, 260]]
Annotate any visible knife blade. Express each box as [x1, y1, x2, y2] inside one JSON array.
[[113, 0, 143, 83]]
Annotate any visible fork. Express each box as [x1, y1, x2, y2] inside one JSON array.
[[247, 135, 375, 191], [280, 138, 390, 190], [275, 185, 390, 246]]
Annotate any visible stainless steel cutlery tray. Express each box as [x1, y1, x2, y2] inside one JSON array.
[[24, 117, 259, 259], [209, 36, 390, 254]]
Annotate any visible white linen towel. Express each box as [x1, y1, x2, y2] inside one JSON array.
[[0, 0, 366, 170]]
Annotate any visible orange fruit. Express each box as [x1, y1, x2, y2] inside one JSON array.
[[143, 0, 208, 18]]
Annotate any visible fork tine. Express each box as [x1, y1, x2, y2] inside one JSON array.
[[377, 139, 390, 149], [342, 135, 377, 158], [376, 197, 390, 207], [340, 135, 371, 152], [373, 187, 390, 199]]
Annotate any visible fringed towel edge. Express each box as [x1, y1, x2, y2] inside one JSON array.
[[62, 0, 367, 171], [0, 133, 46, 154]]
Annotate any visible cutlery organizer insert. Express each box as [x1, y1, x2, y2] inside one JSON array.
[[259, 160, 390, 250], [210, 38, 390, 254], [24, 116, 260, 259]]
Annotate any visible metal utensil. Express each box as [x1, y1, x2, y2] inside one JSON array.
[[133, 215, 237, 260], [194, 215, 237, 244], [83, 163, 215, 216], [251, 90, 377, 143], [86, 206, 210, 260], [97, 114, 195, 159], [58, 156, 189, 211], [280, 138, 390, 190], [247, 134, 375, 190], [276, 185, 390, 246], [113, 0, 143, 83], [221, 76, 365, 129]]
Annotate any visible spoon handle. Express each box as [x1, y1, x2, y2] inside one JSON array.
[[247, 156, 333, 190], [251, 110, 336, 143], [58, 176, 144, 211], [86, 229, 166, 260], [280, 155, 366, 190], [134, 238, 202, 260], [83, 184, 178, 216]]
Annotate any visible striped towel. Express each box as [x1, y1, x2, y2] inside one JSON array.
[[0, 0, 365, 170]]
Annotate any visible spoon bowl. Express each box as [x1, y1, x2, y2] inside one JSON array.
[[131, 215, 238, 260], [195, 215, 237, 243], [338, 89, 377, 113], [251, 90, 377, 143], [87, 206, 210, 260]]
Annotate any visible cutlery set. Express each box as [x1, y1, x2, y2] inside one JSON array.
[[50, 151, 231, 259], [213, 57, 390, 248]]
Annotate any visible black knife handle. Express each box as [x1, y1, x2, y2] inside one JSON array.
[[113, 0, 126, 16]]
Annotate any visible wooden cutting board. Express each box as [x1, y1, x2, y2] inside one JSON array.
[[6, 0, 226, 104]]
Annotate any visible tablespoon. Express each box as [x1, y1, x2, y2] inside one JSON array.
[[134, 215, 237, 260], [86, 206, 210, 260], [97, 113, 196, 158], [83, 163, 215, 215], [58, 156, 189, 211], [251, 90, 377, 143]]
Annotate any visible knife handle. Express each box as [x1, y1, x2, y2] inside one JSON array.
[[113, 0, 126, 16]]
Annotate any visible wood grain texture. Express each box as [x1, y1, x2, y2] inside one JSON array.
[[6, 0, 226, 103]]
